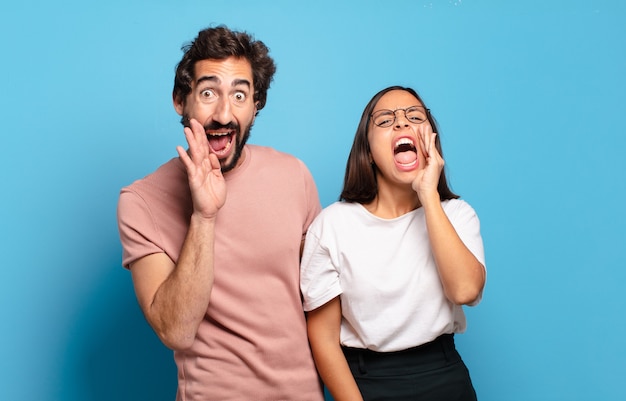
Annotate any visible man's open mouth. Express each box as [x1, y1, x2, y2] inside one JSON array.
[[207, 132, 235, 156]]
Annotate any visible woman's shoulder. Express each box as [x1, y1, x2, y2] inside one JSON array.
[[442, 198, 480, 222], [321, 201, 362, 215], [442, 197, 474, 211], [311, 201, 362, 226]]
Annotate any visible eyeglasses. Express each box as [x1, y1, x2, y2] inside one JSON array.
[[370, 106, 429, 128]]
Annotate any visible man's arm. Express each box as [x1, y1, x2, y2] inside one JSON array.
[[130, 213, 217, 350], [131, 119, 226, 350]]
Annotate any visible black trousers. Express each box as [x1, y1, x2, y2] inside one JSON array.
[[341, 334, 477, 401]]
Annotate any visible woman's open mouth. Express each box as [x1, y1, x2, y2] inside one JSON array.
[[393, 137, 418, 168]]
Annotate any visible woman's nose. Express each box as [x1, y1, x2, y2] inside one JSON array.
[[394, 111, 410, 127]]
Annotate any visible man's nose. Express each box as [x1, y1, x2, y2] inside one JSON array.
[[213, 97, 233, 124]]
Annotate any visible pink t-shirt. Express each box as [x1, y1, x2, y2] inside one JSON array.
[[117, 145, 323, 401]]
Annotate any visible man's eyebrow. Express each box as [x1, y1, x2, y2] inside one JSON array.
[[196, 76, 220, 86], [195, 76, 251, 89], [232, 78, 252, 89]]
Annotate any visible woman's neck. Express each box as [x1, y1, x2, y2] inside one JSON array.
[[364, 184, 420, 219]]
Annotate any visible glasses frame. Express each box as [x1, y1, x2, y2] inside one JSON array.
[[370, 105, 430, 128]]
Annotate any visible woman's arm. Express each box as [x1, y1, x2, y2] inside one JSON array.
[[421, 194, 486, 305], [307, 297, 364, 401], [414, 131, 485, 305]]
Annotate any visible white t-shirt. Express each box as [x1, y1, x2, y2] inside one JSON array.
[[301, 199, 485, 352]]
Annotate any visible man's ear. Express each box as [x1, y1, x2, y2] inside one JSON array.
[[173, 93, 184, 115]]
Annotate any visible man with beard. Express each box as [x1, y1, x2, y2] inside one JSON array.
[[116, 26, 324, 401]]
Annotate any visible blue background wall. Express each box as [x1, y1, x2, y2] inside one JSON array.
[[1, 1, 624, 400]]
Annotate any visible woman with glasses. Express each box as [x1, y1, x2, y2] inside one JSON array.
[[301, 85, 486, 400]]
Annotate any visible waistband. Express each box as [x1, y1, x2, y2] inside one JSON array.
[[343, 334, 454, 356], [341, 334, 458, 374]]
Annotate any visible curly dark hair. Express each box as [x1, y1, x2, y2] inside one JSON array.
[[340, 85, 459, 204], [173, 25, 277, 114]]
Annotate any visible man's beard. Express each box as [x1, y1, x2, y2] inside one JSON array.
[[182, 115, 253, 173], [220, 124, 251, 173]]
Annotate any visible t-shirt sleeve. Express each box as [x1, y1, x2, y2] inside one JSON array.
[[300, 216, 343, 312], [117, 188, 165, 268], [297, 159, 322, 239], [447, 200, 486, 266]]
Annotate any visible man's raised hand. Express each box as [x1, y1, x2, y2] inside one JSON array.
[[176, 118, 226, 219]]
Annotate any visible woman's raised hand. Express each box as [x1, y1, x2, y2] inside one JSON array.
[[412, 124, 444, 200]]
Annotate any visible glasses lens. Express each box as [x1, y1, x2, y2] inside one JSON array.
[[405, 107, 427, 124], [372, 110, 395, 127]]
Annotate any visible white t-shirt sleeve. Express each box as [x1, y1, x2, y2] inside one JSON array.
[[300, 213, 343, 312]]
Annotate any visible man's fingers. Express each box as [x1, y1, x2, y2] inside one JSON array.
[[208, 153, 221, 171], [176, 145, 194, 172], [184, 118, 211, 162], [189, 118, 206, 140]]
